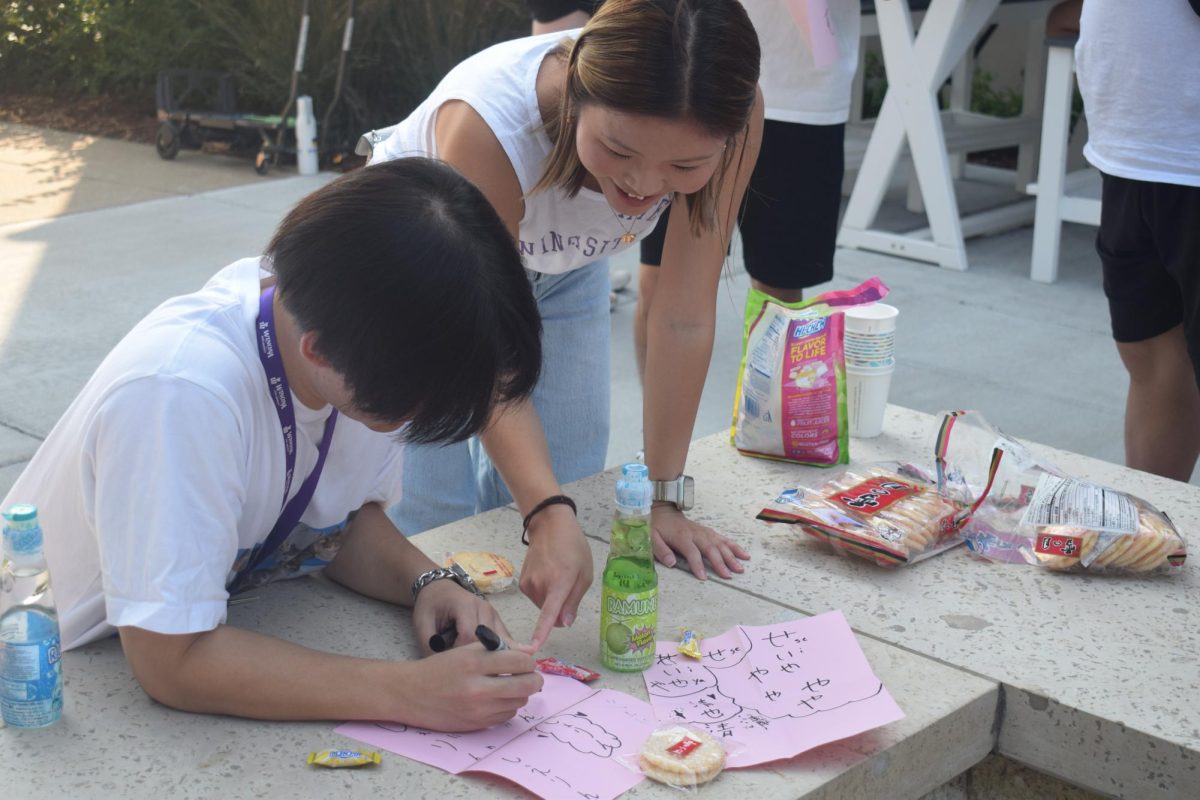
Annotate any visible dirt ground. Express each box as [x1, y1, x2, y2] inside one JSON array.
[[0, 92, 159, 144]]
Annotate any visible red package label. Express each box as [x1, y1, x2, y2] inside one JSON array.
[[536, 657, 601, 682], [1035, 534, 1082, 558], [829, 477, 921, 515], [667, 737, 702, 758]]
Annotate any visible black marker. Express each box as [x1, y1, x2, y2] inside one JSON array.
[[429, 622, 458, 653], [475, 624, 509, 652]]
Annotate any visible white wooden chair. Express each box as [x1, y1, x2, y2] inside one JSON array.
[[840, 0, 1054, 271], [1026, 35, 1100, 283]]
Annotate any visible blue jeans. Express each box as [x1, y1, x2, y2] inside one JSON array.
[[389, 260, 611, 535]]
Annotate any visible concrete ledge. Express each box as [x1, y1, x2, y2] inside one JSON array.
[[923, 755, 1103, 800], [1000, 686, 1199, 799]]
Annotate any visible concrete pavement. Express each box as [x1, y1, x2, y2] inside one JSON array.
[[1, 119, 1197, 509]]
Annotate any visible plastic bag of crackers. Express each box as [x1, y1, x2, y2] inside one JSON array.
[[756, 462, 971, 566], [618, 725, 746, 792], [934, 411, 1187, 576]]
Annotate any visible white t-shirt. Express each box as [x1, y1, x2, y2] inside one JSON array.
[[741, 0, 861, 125], [2, 259, 404, 650], [369, 30, 671, 275], [1076, 0, 1200, 188]]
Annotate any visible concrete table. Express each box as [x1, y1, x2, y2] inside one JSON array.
[[570, 406, 1192, 799], [0, 512, 998, 798]]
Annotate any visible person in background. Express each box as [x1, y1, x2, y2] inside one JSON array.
[[526, 0, 601, 34], [1075, 0, 1200, 481], [1, 160, 545, 731], [634, 0, 861, 382], [369, 0, 763, 650], [1045, 0, 1081, 38], [524, 0, 633, 309]]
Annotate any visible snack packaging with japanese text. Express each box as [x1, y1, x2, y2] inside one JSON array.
[[934, 411, 1187, 576], [731, 278, 888, 466], [756, 463, 968, 566]]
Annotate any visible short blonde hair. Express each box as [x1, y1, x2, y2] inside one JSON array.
[[532, 0, 760, 235]]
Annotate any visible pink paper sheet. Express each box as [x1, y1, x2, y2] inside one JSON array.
[[337, 673, 656, 800], [644, 611, 904, 767]]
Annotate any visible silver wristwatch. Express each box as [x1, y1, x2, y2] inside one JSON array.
[[651, 474, 695, 511], [411, 562, 482, 602]]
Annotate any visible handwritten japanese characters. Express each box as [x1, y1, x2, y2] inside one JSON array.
[[336, 674, 656, 800], [643, 611, 905, 767]]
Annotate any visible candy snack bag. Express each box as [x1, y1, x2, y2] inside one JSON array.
[[935, 411, 1187, 576], [731, 278, 888, 466]]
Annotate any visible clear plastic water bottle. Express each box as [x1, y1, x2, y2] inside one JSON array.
[[1, 504, 63, 728], [599, 463, 658, 671]]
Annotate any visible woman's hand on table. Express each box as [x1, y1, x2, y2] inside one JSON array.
[[650, 502, 749, 580], [519, 504, 594, 651], [412, 577, 514, 655]]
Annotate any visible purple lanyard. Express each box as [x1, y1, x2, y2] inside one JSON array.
[[239, 285, 338, 578]]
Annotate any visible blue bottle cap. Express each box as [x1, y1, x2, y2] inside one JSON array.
[[3, 503, 38, 523], [616, 463, 652, 509], [4, 503, 43, 557]]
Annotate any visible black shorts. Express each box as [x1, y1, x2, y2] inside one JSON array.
[[1097, 172, 1200, 383], [525, 0, 601, 22], [639, 119, 845, 291]]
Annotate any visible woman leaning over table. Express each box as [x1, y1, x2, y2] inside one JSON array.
[[369, 0, 763, 650]]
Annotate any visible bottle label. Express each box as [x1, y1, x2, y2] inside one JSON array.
[[600, 587, 658, 671], [1, 634, 63, 727], [1, 606, 63, 728]]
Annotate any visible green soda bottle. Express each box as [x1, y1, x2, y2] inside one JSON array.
[[600, 463, 657, 671]]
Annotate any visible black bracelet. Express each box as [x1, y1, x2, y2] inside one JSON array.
[[521, 494, 577, 545]]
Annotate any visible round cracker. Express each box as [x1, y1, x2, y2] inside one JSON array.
[[639, 726, 726, 787]]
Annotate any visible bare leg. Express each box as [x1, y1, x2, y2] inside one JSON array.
[[633, 263, 660, 386], [750, 278, 804, 305], [1045, 0, 1083, 38], [1116, 325, 1200, 481]]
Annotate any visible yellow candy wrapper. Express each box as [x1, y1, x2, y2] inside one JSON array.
[[677, 628, 703, 659], [307, 749, 381, 768]]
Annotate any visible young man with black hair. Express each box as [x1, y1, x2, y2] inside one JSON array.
[[1, 159, 546, 731]]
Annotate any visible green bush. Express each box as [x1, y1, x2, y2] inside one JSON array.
[[1, 1, 216, 96], [196, 0, 529, 145], [2, 0, 529, 142]]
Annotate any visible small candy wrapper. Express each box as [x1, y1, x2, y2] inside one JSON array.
[[536, 656, 601, 682], [677, 629, 702, 660], [307, 749, 381, 768], [442, 551, 515, 593]]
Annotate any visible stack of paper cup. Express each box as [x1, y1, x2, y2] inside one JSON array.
[[844, 303, 898, 438]]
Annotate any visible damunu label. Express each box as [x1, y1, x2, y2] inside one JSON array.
[[829, 477, 921, 515]]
